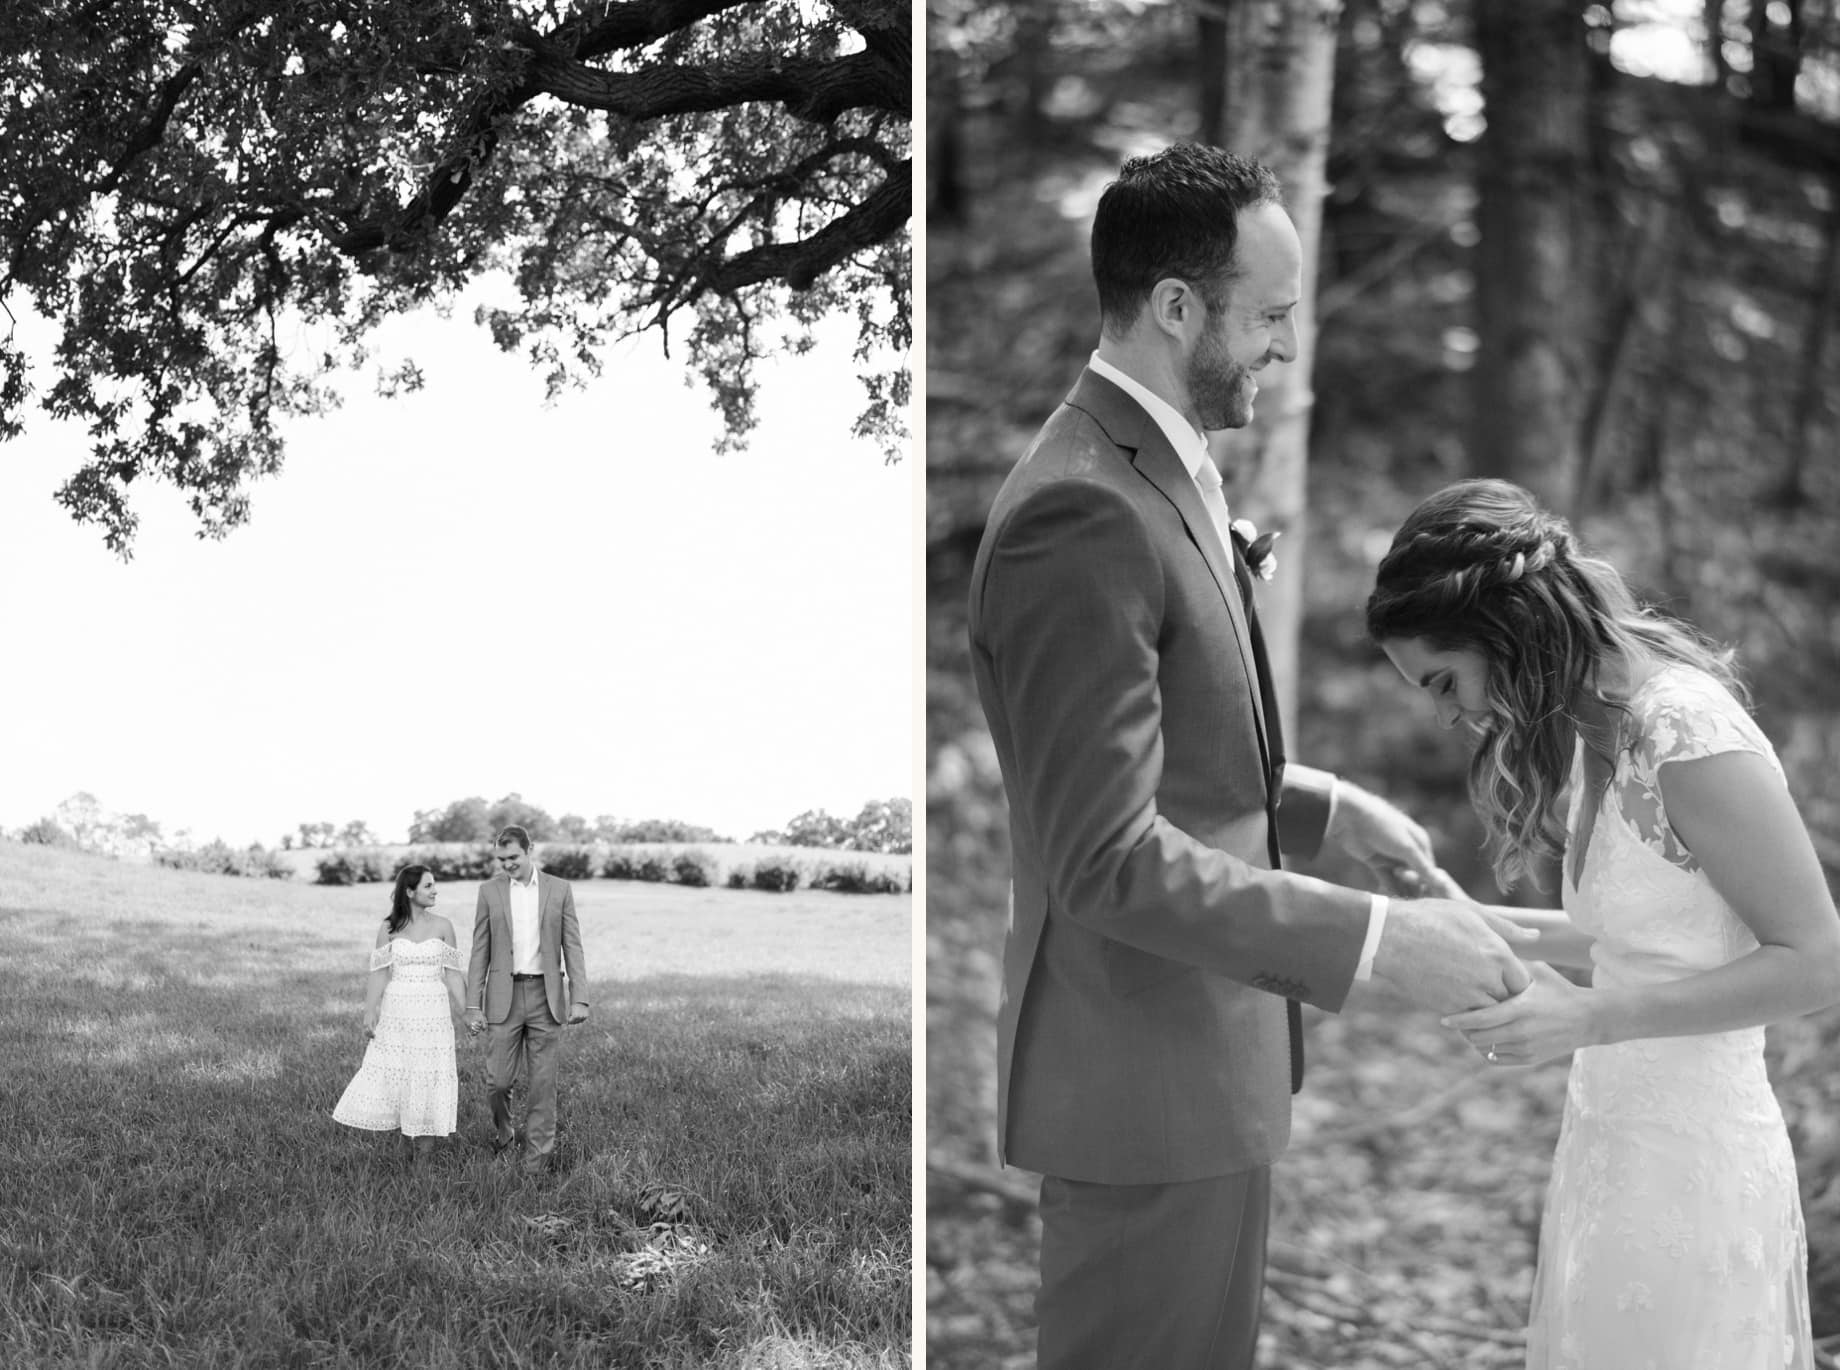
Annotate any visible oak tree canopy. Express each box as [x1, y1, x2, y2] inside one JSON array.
[[0, 0, 912, 553]]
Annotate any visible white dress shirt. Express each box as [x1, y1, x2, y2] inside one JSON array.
[[507, 866, 543, 976], [1087, 351, 1389, 981]]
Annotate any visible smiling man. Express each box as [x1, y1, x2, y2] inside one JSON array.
[[465, 824, 589, 1174], [965, 143, 1536, 1368]]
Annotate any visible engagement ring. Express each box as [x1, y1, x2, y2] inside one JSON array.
[[1485, 1046, 1499, 1062]]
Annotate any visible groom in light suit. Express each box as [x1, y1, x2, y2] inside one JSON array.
[[465, 825, 589, 1173], [967, 144, 1533, 1367]]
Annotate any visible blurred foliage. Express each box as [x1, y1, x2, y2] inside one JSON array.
[[927, 0, 1840, 1363], [753, 798, 915, 854]]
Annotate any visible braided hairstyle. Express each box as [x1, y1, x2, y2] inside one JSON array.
[[1365, 479, 1743, 889]]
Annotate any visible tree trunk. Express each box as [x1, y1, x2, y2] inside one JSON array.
[[1577, 198, 1673, 512], [1203, 0, 1342, 746], [1747, 0, 1803, 112], [1705, 0, 1730, 90], [1471, 0, 1590, 510], [1770, 171, 1840, 507], [1011, 0, 1058, 148], [925, 24, 965, 224]]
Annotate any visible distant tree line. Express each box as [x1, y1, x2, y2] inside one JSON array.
[[11, 790, 914, 860], [16, 792, 163, 858], [748, 798, 913, 855], [397, 793, 728, 847]]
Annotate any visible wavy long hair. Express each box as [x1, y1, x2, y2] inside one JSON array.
[[386, 864, 432, 936], [1364, 479, 1744, 889]]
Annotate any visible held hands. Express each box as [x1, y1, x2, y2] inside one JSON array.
[[1371, 897, 1538, 1015], [1444, 962, 1601, 1068], [1372, 861, 1468, 901], [464, 1008, 486, 1037]]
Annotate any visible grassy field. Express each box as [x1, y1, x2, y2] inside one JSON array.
[[0, 841, 911, 1369]]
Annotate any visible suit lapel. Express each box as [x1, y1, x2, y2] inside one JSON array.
[[536, 873, 556, 955], [1228, 533, 1287, 806], [490, 876, 512, 961], [1070, 370, 1274, 773]]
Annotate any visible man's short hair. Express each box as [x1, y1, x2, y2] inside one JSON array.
[[1091, 143, 1283, 337], [495, 825, 532, 852]]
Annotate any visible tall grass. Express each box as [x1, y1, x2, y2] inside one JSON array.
[[0, 842, 911, 1368]]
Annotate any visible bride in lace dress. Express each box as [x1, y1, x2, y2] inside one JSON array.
[[1366, 480, 1840, 1369], [333, 864, 467, 1164]]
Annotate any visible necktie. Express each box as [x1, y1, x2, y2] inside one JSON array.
[[1194, 456, 1305, 1094], [1192, 454, 1235, 560]]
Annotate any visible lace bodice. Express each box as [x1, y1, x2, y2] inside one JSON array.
[[1562, 664, 1782, 993], [369, 937, 466, 978]]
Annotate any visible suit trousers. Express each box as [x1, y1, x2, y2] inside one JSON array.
[[1037, 1165, 1271, 1370], [488, 978, 562, 1169]]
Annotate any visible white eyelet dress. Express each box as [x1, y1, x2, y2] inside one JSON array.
[[333, 938, 465, 1137]]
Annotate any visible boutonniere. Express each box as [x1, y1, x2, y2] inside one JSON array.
[[1229, 517, 1281, 582]]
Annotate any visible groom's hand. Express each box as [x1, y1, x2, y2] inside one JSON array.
[[1371, 898, 1537, 1014], [1326, 782, 1439, 887], [566, 1004, 589, 1026]]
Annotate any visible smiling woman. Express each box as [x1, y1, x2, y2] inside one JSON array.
[[1364, 477, 1747, 889], [1376, 637, 1496, 734], [1364, 477, 1839, 1369]]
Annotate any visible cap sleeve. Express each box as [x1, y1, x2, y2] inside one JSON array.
[[442, 941, 466, 973], [1620, 666, 1783, 871], [368, 943, 394, 972], [1630, 669, 1776, 777]]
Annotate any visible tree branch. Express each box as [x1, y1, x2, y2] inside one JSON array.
[[525, 46, 906, 122], [328, 97, 511, 255], [566, 0, 765, 57], [699, 159, 909, 294]]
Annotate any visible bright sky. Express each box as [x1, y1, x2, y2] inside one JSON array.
[[0, 285, 914, 848]]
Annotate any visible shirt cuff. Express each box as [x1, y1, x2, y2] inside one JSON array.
[[1353, 894, 1389, 982]]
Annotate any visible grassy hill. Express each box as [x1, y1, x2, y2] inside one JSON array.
[[0, 841, 911, 1368]]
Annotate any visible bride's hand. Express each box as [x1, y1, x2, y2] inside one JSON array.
[[1441, 962, 1600, 1067], [362, 1007, 380, 1039]]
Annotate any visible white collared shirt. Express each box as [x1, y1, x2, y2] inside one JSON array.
[[1088, 351, 1214, 492], [1086, 350, 1387, 979], [507, 864, 543, 976]]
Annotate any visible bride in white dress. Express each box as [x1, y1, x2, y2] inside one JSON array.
[[1365, 479, 1840, 1369], [333, 864, 467, 1165]]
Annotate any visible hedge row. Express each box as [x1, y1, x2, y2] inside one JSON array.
[[155, 841, 293, 879], [314, 843, 911, 895]]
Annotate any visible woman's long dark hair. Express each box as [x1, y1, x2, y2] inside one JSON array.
[[386, 864, 432, 936], [1365, 479, 1743, 889]]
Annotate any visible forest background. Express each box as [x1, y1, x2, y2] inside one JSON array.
[[924, 1, 1840, 1365]]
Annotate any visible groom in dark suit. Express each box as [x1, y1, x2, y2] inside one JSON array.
[[967, 144, 1533, 1367], [464, 825, 589, 1173]]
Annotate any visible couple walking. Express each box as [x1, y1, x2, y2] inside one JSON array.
[[967, 143, 1839, 1367], [332, 825, 590, 1173]]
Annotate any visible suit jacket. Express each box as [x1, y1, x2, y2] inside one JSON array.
[[466, 871, 588, 1025], [967, 368, 1374, 1186]]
